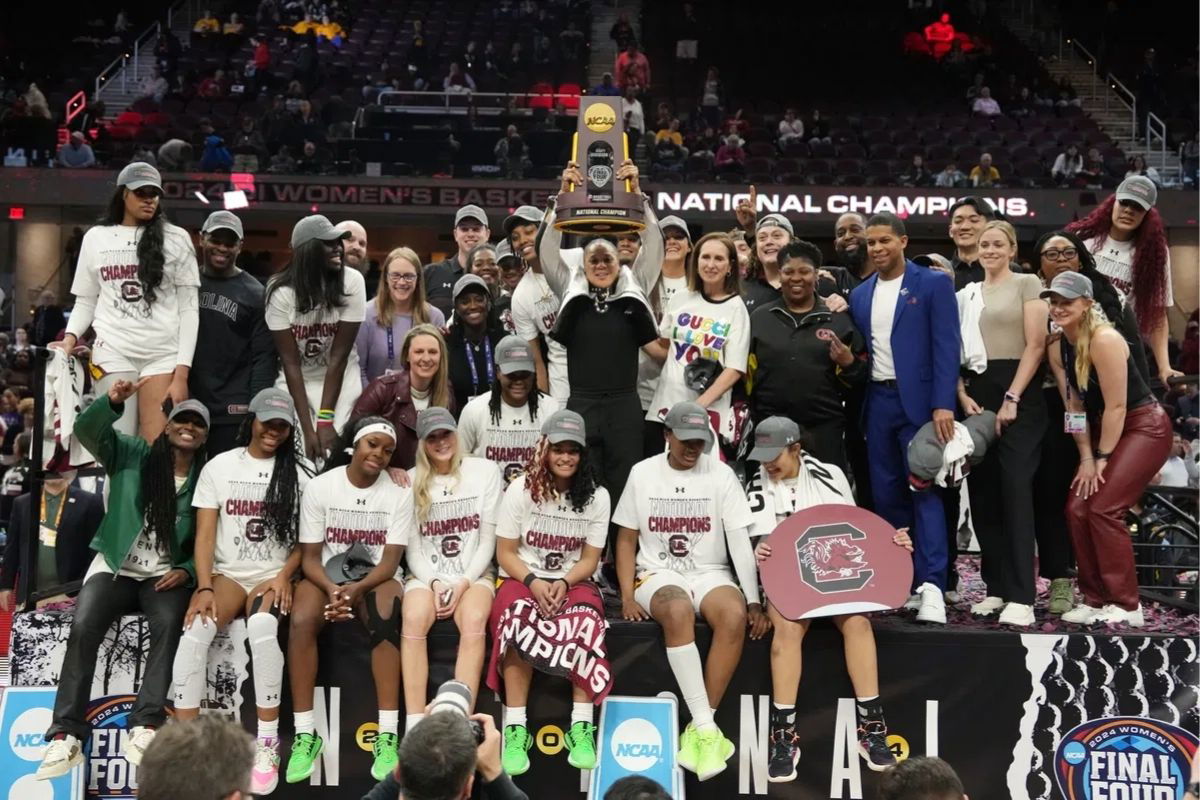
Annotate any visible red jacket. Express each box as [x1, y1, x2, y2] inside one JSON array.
[[351, 371, 458, 469]]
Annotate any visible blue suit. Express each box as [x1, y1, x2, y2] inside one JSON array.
[[850, 261, 960, 589]]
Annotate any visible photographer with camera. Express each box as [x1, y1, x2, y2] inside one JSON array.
[[361, 680, 529, 800]]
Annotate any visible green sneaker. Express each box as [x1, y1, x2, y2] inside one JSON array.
[[285, 732, 324, 784], [677, 723, 699, 773], [371, 732, 399, 781], [502, 724, 533, 776], [695, 727, 734, 781], [1048, 578, 1075, 615], [565, 721, 598, 770]]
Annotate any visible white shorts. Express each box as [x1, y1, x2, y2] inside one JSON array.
[[92, 337, 177, 378], [405, 571, 497, 596], [213, 570, 280, 596], [279, 366, 362, 433], [634, 568, 738, 613]]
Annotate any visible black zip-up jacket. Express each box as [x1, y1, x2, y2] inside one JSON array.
[[748, 297, 868, 426], [423, 255, 467, 319], [190, 269, 278, 424]]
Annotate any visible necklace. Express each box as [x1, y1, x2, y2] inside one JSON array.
[[589, 286, 611, 314]]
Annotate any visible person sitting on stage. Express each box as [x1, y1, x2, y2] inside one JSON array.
[[36, 378, 209, 778], [170, 388, 309, 796], [401, 408, 502, 733], [486, 409, 611, 777], [285, 417, 412, 784], [745, 416, 911, 781], [457, 335, 561, 485], [614, 401, 766, 781]]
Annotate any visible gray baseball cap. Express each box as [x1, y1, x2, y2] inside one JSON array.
[[494, 335, 536, 374], [291, 214, 351, 249], [908, 411, 997, 483], [748, 416, 801, 463], [496, 240, 518, 264], [453, 273, 490, 300], [912, 253, 952, 271], [663, 401, 714, 451], [1040, 271, 1094, 301], [455, 204, 489, 228], [502, 205, 542, 234], [659, 215, 691, 241], [1115, 175, 1157, 210], [201, 210, 244, 239], [167, 398, 211, 427], [542, 409, 587, 447], [755, 213, 794, 236], [117, 162, 163, 191], [416, 407, 457, 440], [248, 387, 294, 423]]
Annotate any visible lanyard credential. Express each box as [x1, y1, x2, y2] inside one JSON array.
[[386, 326, 395, 365], [465, 335, 495, 394]]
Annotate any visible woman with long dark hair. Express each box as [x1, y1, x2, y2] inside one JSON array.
[[486, 410, 611, 777], [170, 388, 309, 796], [1044, 272, 1172, 627], [36, 377, 208, 778], [58, 163, 200, 441], [355, 246, 444, 386], [266, 215, 366, 463], [1066, 177, 1180, 386]]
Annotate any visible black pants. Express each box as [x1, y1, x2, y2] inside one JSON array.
[[942, 484, 962, 592], [800, 419, 847, 474], [845, 387, 873, 510], [1031, 385, 1076, 579], [642, 419, 665, 459], [205, 419, 245, 458], [48, 571, 190, 741], [965, 359, 1047, 605], [569, 390, 644, 514]]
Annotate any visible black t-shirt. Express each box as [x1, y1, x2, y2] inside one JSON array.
[[559, 297, 656, 395], [445, 324, 507, 409]]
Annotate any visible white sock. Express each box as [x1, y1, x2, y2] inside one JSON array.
[[405, 713, 425, 732], [378, 710, 399, 736], [504, 705, 527, 728], [665, 643, 714, 731], [257, 718, 279, 741], [570, 702, 593, 726], [247, 613, 284, 710], [293, 710, 315, 736], [170, 617, 217, 710]]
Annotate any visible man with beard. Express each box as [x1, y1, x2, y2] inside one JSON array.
[[507, 205, 569, 402], [833, 212, 874, 289], [335, 219, 369, 274], [425, 205, 491, 318], [190, 211, 277, 455]]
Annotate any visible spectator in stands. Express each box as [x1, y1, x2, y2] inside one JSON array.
[[230, 118, 267, 173], [252, 35, 271, 83], [1153, 432, 1194, 488], [555, 21, 585, 69], [223, 11, 245, 37], [267, 145, 296, 173], [289, 12, 318, 35], [1056, 76, 1081, 107], [965, 72, 985, 101], [592, 72, 620, 97], [879, 756, 968, 800], [293, 31, 321, 91], [971, 86, 1001, 115], [31, 290, 66, 347], [1180, 131, 1199, 188], [315, 14, 345, 45], [260, 94, 294, 149], [495, 125, 529, 179], [807, 109, 831, 145], [138, 67, 170, 105], [362, 73, 390, 102], [57, 131, 96, 168], [714, 134, 746, 173], [1175, 381, 1199, 439], [969, 153, 1000, 187], [295, 140, 330, 175], [689, 125, 719, 164], [425, 205, 490, 319], [200, 134, 233, 172], [194, 9, 221, 37], [777, 109, 804, 149], [24, 83, 50, 119], [699, 66, 723, 129], [1051, 144, 1084, 186], [622, 84, 645, 144], [157, 138, 193, 171], [1009, 86, 1034, 118], [653, 133, 687, 175], [723, 108, 750, 138], [1079, 147, 1106, 188], [615, 42, 651, 91], [1124, 154, 1162, 186], [198, 69, 228, 99], [443, 62, 477, 94], [899, 154, 932, 187], [610, 10, 635, 51]]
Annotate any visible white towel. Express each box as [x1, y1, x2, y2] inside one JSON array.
[[42, 349, 94, 468], [956, 282, 988, 374], [934, 422, 976, 488]]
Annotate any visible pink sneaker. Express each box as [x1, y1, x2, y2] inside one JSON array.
[[252, 737, 281, 795]]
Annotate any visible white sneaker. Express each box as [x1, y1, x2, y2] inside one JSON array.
[[997, 602, 1036, 627], [1090, 604, 1145, 628], [1061, 604, 1102, 624], [36, 735, 83, 780], [915, 582, 946, 624], [943, 589, 961, 604], [903, 593, 921, 610], [125, 726, 156, 766], [970, 596, 1006, 616]]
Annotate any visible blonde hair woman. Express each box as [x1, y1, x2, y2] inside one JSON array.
[[356, 247, 446, 386]]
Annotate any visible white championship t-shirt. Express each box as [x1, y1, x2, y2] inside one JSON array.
[[299, 465, 412, 580], [192, 447, 311, 587], [265, 267, 367, 384], [613, 452, 754, 575], [869, 274, 904, 381], [647, 290, 751, 441], [1084, 235, 1174, 308], [511, 270, 570, 400], [457, 391, 562, 484], [496, 478, 610, 580], [406, 456, 503, 583], [70, 223, 200, 363], [637, 273, 689, 409]]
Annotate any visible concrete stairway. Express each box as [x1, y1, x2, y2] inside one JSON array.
[[587, 1, 643, 88]]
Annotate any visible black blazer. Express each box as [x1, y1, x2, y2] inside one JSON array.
[[1, 487, 103, 599]]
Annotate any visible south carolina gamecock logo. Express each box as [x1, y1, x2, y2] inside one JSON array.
[[543, 552, 563, 572], [794, 523, 874, 594], [668, 534, 690, 558], [120, 280, 143, 302], [245, 518, 266, 542], [303, 338, 323, 359], [441, 535, 462, 558]]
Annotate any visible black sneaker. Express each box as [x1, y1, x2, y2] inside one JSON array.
[[857, 719, 897, 772], [767, 725, 799, 783]]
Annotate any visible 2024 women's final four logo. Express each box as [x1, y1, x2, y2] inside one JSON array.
[[1054, 717, 1198, 800], [84, 695, 140, 798]]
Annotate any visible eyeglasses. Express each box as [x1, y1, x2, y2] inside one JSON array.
[[387, 273, 418, 285], [1040, 248, 1077, 262]]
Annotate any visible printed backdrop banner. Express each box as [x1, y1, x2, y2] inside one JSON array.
[[10, 612, 1199, 799]]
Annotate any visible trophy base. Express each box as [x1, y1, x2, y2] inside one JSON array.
[[553, 203, 646, 235]]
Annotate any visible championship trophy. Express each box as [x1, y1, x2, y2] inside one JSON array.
[[553, 96, 647, 234]]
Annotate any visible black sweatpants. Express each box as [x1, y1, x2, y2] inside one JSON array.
[[569, 390, 644, 514], [1030, 384, 1076, 579]]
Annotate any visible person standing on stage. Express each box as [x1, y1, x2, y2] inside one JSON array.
[[508, 205, 569, 401], [638, 215, 691, 456], [445, 275, 508, 409], [57, 163, 201, 441], [849, 214, 959, 625], [191, 211, 277, 456], [335, 220, 370, 275], [356, 246, 445, 386], [425, 205, 491, 319], [832, 212, 874, 506]]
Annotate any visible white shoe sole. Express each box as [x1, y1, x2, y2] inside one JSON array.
[[36, 750, 83, 780], [916, 607, 946, 624], [697, 759, 729, 781], [767, 749, 800, 783], [858, 743, 897, 772], [251, 774, 279, 795]]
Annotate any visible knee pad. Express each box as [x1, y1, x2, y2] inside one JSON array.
[[246, 612, 285, 709], [363, 591, 401, 649], [171, 618, 218, 709]]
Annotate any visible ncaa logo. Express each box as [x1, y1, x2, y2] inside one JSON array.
[[610, 718, 662, 772], [120, 281, 143, 302], [441, 535, 462, 558], [794, 523, 874, 593], [9, 707, 52, 760], [587, 165, 613, 187], [1054, 716, 1198, 800], [245, 518, 267, 543]]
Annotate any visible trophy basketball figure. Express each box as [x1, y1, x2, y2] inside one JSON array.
[[554, 97, 647, 234]]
